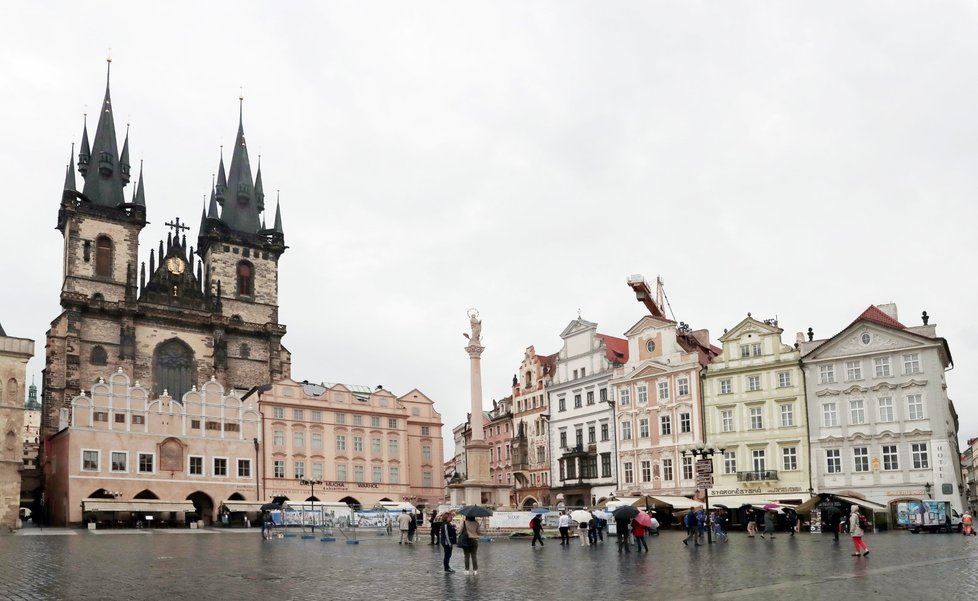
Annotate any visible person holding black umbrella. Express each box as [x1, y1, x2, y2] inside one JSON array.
[[530, 514, 545, 547]]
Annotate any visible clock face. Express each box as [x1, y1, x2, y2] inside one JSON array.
[[166, 257, 186, 275]]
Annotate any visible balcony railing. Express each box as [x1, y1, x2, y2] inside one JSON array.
[[736, 470, 779, 482]]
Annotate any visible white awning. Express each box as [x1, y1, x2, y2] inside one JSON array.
[[632, 495, 700, 510], [82, 499, 196, 513], [220, 501, 265, 512]]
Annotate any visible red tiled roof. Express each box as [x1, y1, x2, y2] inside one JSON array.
[[853, 305, 905, 330], [538, 353, 557, 374], [597, 334, 628, 364]]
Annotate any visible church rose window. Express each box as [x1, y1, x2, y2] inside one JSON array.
[[237, 261, 254, 296], [153, 339, 195, 402], [95, 236, 113, 277]]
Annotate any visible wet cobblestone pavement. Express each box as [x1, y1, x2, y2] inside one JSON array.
[[3, 528, 978, 600]]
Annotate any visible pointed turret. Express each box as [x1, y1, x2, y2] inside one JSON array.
[[120, 124, 131, 185], [273, 195, 284, 235], [78, 115, 91, 177], [218, 96, 262, 233], [254, 155, 265, 212], [198, 206, 208, 238], [133, 161, 145, 206], [81, 59, 128, 207], [215, 148, 227, 204], [207, 181, 220, 219], [64, 144, 76, 192]]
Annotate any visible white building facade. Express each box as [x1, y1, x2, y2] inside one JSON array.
[[801, 304, 963, 520], [548, 318, 626, 507]]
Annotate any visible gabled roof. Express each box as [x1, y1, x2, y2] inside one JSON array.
[[597, 333, 628, 364], [538, 352, 557, 375], [851, 305, 905, 330]]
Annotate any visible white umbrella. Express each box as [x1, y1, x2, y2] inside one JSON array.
[[570, 509, 592, 523]]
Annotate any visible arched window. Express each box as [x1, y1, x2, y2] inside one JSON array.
[[153, 339, 195, 403], [6, 379, 17, 403], [236, 261, 254, 296], [94, 236, 113, 277], [91, 346, 108, 366]]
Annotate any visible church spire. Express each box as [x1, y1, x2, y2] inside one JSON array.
[[78, 114, 90, 177], [273, 192, 284, 235], [218, 94, 261, 233], [254, 155, 265, 212], [119, 124, 131, 185], [81, 58, 128, 207], [215, 147, 227, 205], [133, 160, 145, 206], [207, 175, 220, 218], [64, 144, 76, 192]]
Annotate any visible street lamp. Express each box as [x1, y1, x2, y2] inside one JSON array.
[[681, 444, 724, 544], [299, 479, 322, 533]]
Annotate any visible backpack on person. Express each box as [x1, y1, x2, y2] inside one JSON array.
[[857, 512, 868, 530]]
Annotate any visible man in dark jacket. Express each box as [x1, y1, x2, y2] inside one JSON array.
[[439, 514, 458, 573], [615, 514, 631, 553], [530, 514, 545, 547], [430, 510, 441, 545]]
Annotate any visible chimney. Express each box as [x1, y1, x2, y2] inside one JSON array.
[[876, 303, 899, 322], [795, 332, 805, 346], [691, 329, 711, 348]]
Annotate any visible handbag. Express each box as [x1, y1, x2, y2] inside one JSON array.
[[457, 528, 470, 548]]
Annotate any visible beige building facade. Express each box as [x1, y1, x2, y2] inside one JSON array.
[[0, 326, 35, 528], [510, 346, 555, 508], [258, 379, 445, 511], [704, 316, 809, 507]]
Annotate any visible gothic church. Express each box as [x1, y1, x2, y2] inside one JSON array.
[[42, 62, 290, 446]]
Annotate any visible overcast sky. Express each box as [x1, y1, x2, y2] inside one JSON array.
[[3, 1, 976, 460]]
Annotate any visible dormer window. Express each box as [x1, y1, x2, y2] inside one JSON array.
[[236, 261, 254, 296], [95, 236, 113, 277]]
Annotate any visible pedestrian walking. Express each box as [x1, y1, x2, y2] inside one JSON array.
[[596, 515, 606, 541], [849, 506, 869, 557], [615, 513, 631, 553], [587, 514, 598, 545], [785, 510, 798, 537], [439, 514, 458, 573], [682, 509, 699, 546], [712, 510, 727, 543], [631, 518, 648, 552], [578, 515, 590, 546], [397, 509, 412, 544], [407, 511, 418, 543], [760, 510, 776, 539], [430, 510, 440, 545], [530, 514, 545, 547], [461, 516, 482, 574], [558, 511, 570, 545], [695, 509, 706, 544], [746, 507, 758, 538]]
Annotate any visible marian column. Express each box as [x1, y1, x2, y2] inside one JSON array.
[[462, 309, 491, 505]]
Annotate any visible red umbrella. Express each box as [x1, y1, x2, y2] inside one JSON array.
[[763, 503, 780, 511], [634, 512, 653, 527]]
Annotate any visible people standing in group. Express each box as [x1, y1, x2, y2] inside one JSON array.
[[558, 511, 571, 546], [615, 513, 631, 553], [760, 509, 776, 539], [439, 514, 458, 573], [849, 506, 869, 557], [746, 507, 758, 538], [631, 517, 648, 552], [430, 510, 440, 545], [682, 509, 699, 546], [398, 509, 412, 544], [462, 516, 482, 574], [530, 514, 545, 547]]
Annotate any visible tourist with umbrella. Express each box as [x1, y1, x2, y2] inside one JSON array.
[[612, 505, 639, 553], [631, 513, 650, 552], [571, 509, 592, 546], [529, 513, 545, 547], [760, 507, 776, 539], [457, 505, 491, 574]]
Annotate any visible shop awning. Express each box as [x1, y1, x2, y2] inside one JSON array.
[[794, 494, 887, 514], [630, 495, 700, 510], [220, 501, 265, 513], [82, 499, 196, 513], [708, 495, 800, 509]]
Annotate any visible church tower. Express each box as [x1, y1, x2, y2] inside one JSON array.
[[197, 98, 289, 387], [42, 65, 289, 451], [44, 60, 146, 440]]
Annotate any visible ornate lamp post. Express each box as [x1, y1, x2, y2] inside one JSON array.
[[681, 443, 724, 544], [300, 479, 322, 533]]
